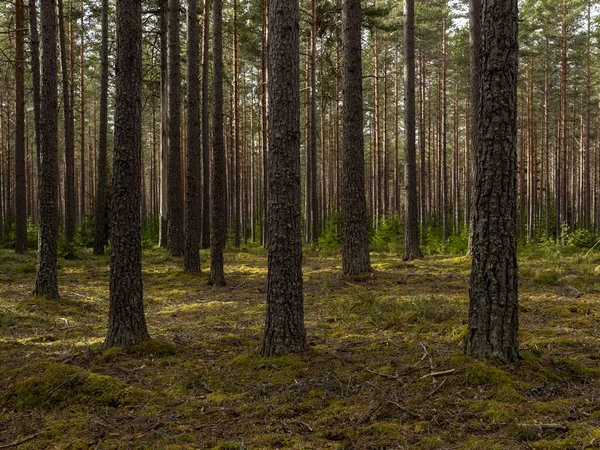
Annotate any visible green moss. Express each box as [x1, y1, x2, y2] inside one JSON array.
[[462, 438, 504, 450], [2, 360, 149, 411], [469, 401, 520, 422], [128, 338, 178, 357]]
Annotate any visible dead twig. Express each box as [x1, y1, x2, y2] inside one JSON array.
[[0, 433, 40, 449], [364, 368, 399, 380], [425, 376, 447, 398], [387, 400, 421, 418], [420, 369, 456, 379], [45, 373, 80, 400]]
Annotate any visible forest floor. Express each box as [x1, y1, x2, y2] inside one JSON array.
[[1, 243, 600, 449]]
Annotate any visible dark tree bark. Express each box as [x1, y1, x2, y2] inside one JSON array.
[[105, 0, 150, 348], [467, 0, 481, 255], [261, 0, 307, 357], [465, 0, 519, 363], [201, 0, 211, 250], [159, 0, 168, 248], [208, 0, 226, 286], [35, 0, 59, 299], [402, 0, 422, 261], [167, 0, 184, 256], [58, 0, 76, 243], [29, 0, 41, 173], [93, 0, 109, 256], [15, 0, 27, 254], [183, 0, 201, 272], [341, 0, 371, 276]]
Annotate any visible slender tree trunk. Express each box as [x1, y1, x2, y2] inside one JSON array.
[[15, 0, 27, 253], [261, 0, 307, 357], [403, 0, 422, 260], [159, 0, 169, 248], [310, 0, 318, 242], [184, 0, 201, 272], [465, 0, 519, 363], [208, 0, 226, 286], [442, 13, 449, 240], [79, 11, 85, 227], [58, 0, 76, 242], [341, 0, 372, 275], [93, 0, 109, 255], [166, 0, 184, 256], [35, 0, 60, 299], [105, 0, 150, 348], [201, 0, 211, 249], [29, 0, 42, 174]]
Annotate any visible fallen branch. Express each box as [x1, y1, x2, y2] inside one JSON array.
[[364, 368, 399, 380], [0, 433, 40, 449], [425, 376, 447, 398], [387, 400, 421, 418], [420, 369, 455, 379]]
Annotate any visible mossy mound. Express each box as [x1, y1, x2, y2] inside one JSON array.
[[1, 360, 149, 411]]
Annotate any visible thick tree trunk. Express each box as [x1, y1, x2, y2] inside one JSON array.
[[15, 0, 27, 254], [58, 0, 76, 243], [341, 0, 372, 275], [403, 0, 422, 261], [35, 0, 60, 299], [184, 0, 201, 272], [465, 0, 519, 363], [167, 0, 184, 256], [105, 0, 150, 348], [208, 0, 226, 286], [201, 0, 211, 249], [261, 0, 307, 357], [93, 0, 109, 256]]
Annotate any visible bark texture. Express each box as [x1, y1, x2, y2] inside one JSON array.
[[93, 0, 109, 256], [341, 0, 371, 275], [201, 0, 211, 249], [403, 0, 422, 261], [261, 0, 307, 357], [35, 0, 60, 299], [105, 0, 150, 348], [58, 0, 76, 242], [465, 0, 519, 363], [167, 0, 184, 256], [15, 0, 27, 254], [183, 0, 201, 272], [29, 0, 41, 172], [208, 0, 226, 286]]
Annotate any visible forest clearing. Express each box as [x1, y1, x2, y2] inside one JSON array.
[[1, 243, 599, 449]]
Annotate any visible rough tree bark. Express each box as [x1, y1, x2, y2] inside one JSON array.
[[208, 0, 226, 286], [35, 0, 60, 299], [29, 0, 41, 172], [166, 0, 184, 256], [105, 0, 150, 348], [58, 0, 76, 242], [261, 0, 307, 357], [93, 0, 109, 255], [201, 0, 211, 249], [341, 0, 372, 276], [183, 0, 201, 272], [402, 0, 422, 261], [15, 0, 27, 254], [465, 0, 519, 363]]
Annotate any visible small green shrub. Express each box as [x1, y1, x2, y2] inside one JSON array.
[[567, 228, 599, 249]]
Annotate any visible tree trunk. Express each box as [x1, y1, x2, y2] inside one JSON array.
[[105, 0, 150, 348], [159, 0, 169, 248], [79, 11, 85, 228], [29, 0, 42, 174], [184, 0, 201, 272], [15, 0, 27, 254], [465, 0, 519, 363], [201, 0, 211, 249], [403, 0, 422, 261], [93, 0, 109, 256], [261, 0, 307, 357], [208, 0, 226, 286], [341, 0, 372, 275], [166, 0, 184, 256], [35, 0, 60, 299], [58, 0, 76, 242]]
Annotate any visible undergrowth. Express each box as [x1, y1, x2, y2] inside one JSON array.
[[0, 244, 599, 449]]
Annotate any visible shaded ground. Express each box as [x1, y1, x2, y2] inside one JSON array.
[[1, 244, 599, 449]]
